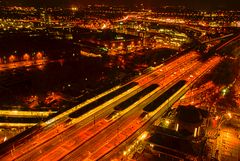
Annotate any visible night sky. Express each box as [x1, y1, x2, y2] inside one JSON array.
[[1, 0, 240, 10]]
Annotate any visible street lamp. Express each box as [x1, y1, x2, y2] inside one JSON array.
[[227, 112, 232, 119]]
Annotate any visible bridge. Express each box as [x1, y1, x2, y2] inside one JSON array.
[[201, 33, 234, 44], [115, 15, 206, 34]]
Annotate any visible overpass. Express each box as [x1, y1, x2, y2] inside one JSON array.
[[216, 33, 240, 51], [201, 33, 234, 44]]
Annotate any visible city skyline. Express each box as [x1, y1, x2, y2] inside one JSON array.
[[0, 1, 239, 160], [1, 0, 240, 10]]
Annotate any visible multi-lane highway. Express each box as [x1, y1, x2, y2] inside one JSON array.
[[0, 51, 222, 161]]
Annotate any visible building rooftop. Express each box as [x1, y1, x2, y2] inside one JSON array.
[[176, 105, 208, 124], [147, 127, 205, 158]]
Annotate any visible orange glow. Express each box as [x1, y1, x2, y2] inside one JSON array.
[[112, 43, 116, 48], [101, 23, 106, 29], [111, 159, 119, 161], [37, 65, 44, 70], [71, 7, 78, 11], [23, 53, 30, 61], [116, 15, 129, 22], [212, 119, 217, 128], [9, 55, 16, 62], [227, 112, 232, 118], [0, 51, 224, 161], [36, 52, 43, 60]]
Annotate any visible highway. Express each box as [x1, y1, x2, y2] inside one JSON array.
[[0, 51, 222, 161]]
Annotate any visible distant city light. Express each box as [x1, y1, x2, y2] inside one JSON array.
[[227, 112, 232, 118], [71, 7, 78, 11]]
